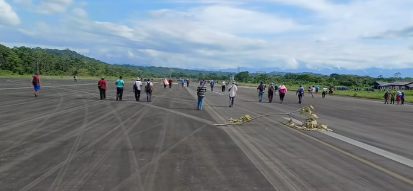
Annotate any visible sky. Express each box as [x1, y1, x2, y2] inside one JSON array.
[[1, 0, 413, 71]]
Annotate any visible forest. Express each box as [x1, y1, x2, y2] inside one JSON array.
[[0, 43, 410, 88]]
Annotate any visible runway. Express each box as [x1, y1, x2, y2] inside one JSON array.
[[0, 79, 412, 191]]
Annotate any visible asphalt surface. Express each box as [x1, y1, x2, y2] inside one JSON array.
[[0, 79, 413, 191]]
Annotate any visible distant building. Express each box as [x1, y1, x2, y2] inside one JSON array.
[[376, 81, 413, 90]]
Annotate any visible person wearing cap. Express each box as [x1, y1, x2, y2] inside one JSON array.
[[228, 81, 238, 107], [98, 77, 107, 100], [133, 77, 142, 101], [31, 72, 41, 97], [115, 76, 125, 101]]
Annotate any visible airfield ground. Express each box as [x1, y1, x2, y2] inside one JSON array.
[[1, 79, 413, 191]]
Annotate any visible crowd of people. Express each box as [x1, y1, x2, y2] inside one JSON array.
[[29, 74, 408, 109], [384, 90, 406, 105]]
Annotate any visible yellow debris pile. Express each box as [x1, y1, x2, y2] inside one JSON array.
[[286, 105, 332, 131], [228, 115, 252, 124]]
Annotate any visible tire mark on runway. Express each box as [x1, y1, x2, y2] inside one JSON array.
[[65, 87, 172, 191], [17, 106, 146, 191], [0, 103, 131, 173], [0, 100, 102, 132], [0, 103, 128, 159], [110, 124, 207, 191], [49, 99, 89, 191], [1, 90, 65, 154], [185, 87, 287, 190], [69, 121, 162, 191], [143, 113, 170, 191]]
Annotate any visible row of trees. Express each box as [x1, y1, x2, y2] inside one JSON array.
[[0, 44, 146, 77], [0, 43, 410, 88], [235, 71, 411, 88]]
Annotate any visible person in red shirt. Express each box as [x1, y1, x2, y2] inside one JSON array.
[[98, 77, 107, 100], [168, 79, 173, 88], [31, 73, 41, 97]]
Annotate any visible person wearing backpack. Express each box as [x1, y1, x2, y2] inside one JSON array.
[[115, 76, 124, 101], [296, 85, 305, 104], [257, 82, 265, 102], [145, 79, 154, 102], [31, 73, 41, 97], [133, 77, 142, 101], [268, 83, 275, 103]]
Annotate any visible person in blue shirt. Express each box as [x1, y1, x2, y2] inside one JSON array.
[[401, 91, 406, 105], [181, 79, 185, 87], [115, 76, 125, 101], [210, 80, 215, 91]]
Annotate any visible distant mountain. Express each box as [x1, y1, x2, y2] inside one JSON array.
[[212, 67, 413, 78]]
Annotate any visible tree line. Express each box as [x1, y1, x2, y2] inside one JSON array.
[[0, 43, 410, 87], [235, 71, 412, 88]]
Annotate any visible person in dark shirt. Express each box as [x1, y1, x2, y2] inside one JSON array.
[[197, 81, 207, 110]]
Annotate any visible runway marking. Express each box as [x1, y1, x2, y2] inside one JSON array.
[[212, 91, 224, 95], [281, 117, 413, 186], [321, 131, 413, 168], [0, 83, 95, 90]]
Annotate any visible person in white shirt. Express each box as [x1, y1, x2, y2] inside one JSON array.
[[311, 86, 316, 98], [322, 87, 328, 98], [228, 81, 238, 107], [222, 81, 226, 92], [133, 77, 142, 101]]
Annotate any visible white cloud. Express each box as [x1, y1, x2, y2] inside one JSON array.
[[2, 0, 413, 71], [72, 8, 88, 18], [14, 0, 73, 14], [0, 0, 20, 25]]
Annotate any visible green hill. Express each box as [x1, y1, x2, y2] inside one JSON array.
[[0, 43, 231, 79]]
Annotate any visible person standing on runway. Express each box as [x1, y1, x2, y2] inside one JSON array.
[[268, 83, 275, 103], [115, 76, 124, 101], [279, 85, 287, 103], [384, 91, 390, 104], [187, 79, 190, 87], [257, 82, 265, 102], [168, 79, 173, 88], [390, 90, 396, 104], [401, 91, 405, 105], [98, 77, 107, 100], [322, 87, 328, 98], [163, 78, 168, 89], [296, 85, 305, 104], [221, 80, 226, 92], [229, 81, 238, 107], [197, 81, 207, 110], [31, 73, 41, 97], [145, 79, 154, 102], [210, 80, 215, 91], [311, 86, 316, 98], [133, 77, 142, 101]]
